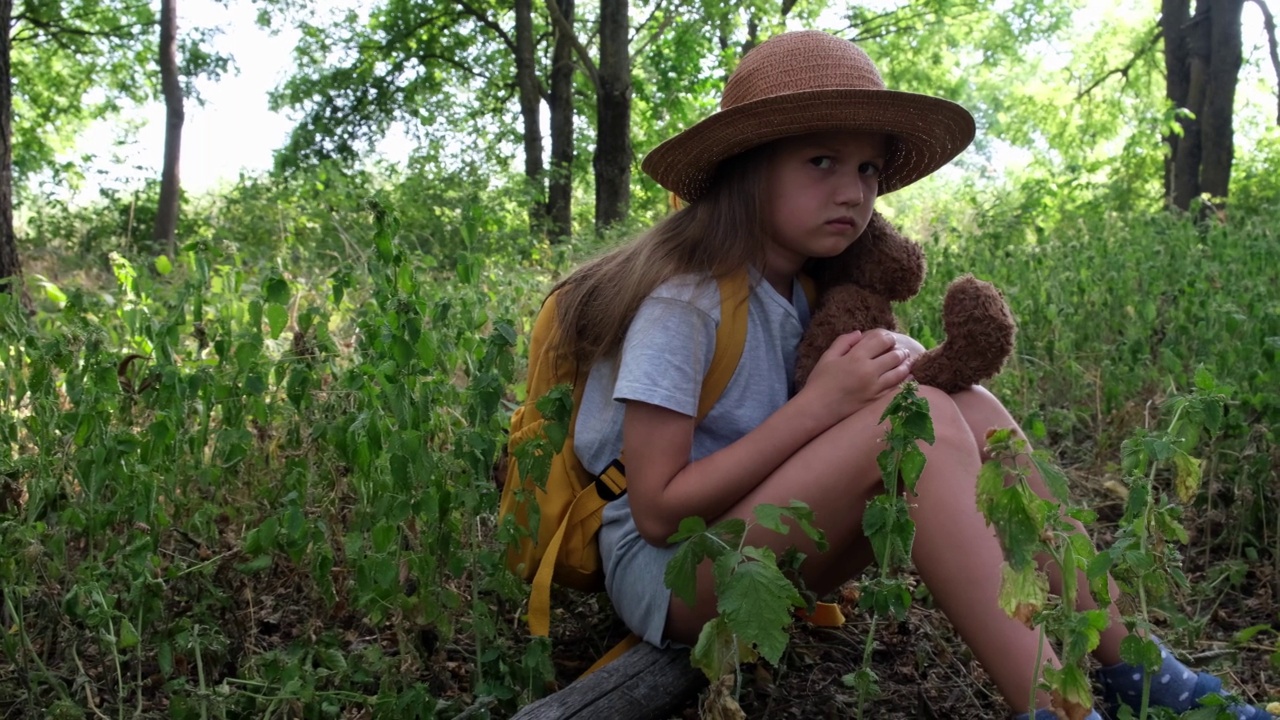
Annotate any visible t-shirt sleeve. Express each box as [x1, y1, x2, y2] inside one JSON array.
[[612, 296, 716, 417]]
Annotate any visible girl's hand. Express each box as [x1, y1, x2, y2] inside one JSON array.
[[799, 328, 913, 427]]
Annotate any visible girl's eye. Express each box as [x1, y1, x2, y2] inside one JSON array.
[[809, 156, 834, 169], [859, 162, 882, 177]]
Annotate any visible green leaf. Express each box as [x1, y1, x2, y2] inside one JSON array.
[[987, 486, 1044, 570], [689, 617, 756, 681], [265, 275, 291, 305], [976, 460, 1007, 508], [158, 641, 173, 676], [709, 518, 748, 550], [898, 444, 926, 492], [718, 561, 801, 666], [876, 448, 899, 489], [154, 255, 173, 275], [235, 554, 273, 574], [667, 515, 708, 544], [997, 562, 1048, 626], [901, 410, 935, 445], [266, 303, 289, 339], [317, 648, 347, 672], [664, 524, 722, 607], [863, 496, 915, 568], [752, 504, 790, 535], [1030, 451, 1072, 504], [117, 618, 140, 650], [785, 500, 826, 550], [1193, 366, 1217, 392], [1233, 624, 1274, 645], [392, 336, 415, 369], [1120, 437, 1148, 476], [390, 453, 411, 487], [1119, 635, 1163, 672], [741, 546, 778, 566], [1044, 663, 1093, 719]]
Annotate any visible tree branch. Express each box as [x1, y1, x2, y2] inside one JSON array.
[[13, 3, 152, 44], [455, 0, 517, 54], [631, 4, 678, 62], [630, 0, 665, 44], [1247, 0, 1280, 124], [13, 14, 152, 48], [844, 4, 986, 43], [543, 0, 598, 88], [1075, 23, 1162, 100]]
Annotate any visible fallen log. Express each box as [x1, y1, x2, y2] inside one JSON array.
[[510, 642, 705, 720]]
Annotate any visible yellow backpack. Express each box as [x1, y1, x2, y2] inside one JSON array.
[[498, 269, 836, 660]]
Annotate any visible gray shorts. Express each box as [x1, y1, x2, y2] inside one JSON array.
[[600, 495, 678, 647]]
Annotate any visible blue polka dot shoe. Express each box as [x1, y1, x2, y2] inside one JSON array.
[[1096, 636, 1274, 719]]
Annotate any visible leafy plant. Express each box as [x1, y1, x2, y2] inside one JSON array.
[[845, 383, 935, 718], [664, 501, 826, 717], [978, 368, 1232, 720]]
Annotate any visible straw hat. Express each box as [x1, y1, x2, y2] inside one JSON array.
[[641, 30, 976, 201]]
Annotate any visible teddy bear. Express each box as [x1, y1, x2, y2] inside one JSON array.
[[794, 211, 1016, 394]]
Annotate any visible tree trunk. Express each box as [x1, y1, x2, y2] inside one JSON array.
[[548, 0, 574, 243], [1162, 0, 1192, 206], [515, 0, 546, 237], [0, 0, 28, 309], [154, 0, 183, 258], [1200, 0, 1245, 202], [1164, 0, 1245, 212], [593, 0, 631, 232]]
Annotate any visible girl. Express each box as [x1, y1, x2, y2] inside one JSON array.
[[552, 30, 1271, 720]]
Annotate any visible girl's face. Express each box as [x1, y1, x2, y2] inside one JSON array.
[[763, 131, 889, 274]]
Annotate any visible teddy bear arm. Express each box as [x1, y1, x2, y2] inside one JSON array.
[[908, 275, 1016, 394]]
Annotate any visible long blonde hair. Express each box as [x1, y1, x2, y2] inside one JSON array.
[[551, 146, 776, 369]]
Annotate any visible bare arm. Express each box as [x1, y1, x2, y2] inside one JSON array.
[[623, 329, 911, 545]]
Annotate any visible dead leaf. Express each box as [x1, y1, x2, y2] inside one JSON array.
[[1050, 690, 1090, 720], [701, 675, 747, 720]]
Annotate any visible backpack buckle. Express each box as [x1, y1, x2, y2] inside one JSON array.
[[595, 459, 627, 501]]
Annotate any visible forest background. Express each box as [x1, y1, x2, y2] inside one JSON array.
[[0, 0, 1278, 718]]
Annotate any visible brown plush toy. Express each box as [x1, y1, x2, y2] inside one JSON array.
[[794, 211, 1016, 394]]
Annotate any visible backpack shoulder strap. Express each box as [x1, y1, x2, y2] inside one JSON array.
[[798, 272, 817, 309], [698, 269, 751, 421]]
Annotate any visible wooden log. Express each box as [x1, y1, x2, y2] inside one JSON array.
[[510, 643, 705, 720]]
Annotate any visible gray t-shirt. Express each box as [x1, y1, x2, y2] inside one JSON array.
[[573, 271, 811, 645]]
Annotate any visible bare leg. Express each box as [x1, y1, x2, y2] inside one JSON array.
[[664, 385, 1058, 712], [949, 385, 1127, 666]]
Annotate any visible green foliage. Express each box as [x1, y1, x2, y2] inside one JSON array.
[[893, 194, 1279, 559], [22, 160, 567, 282], [977, 374, 1232, 718], [665, 501, 823, 681], [0, 204, 554, 716], [845, 383, 936, 718], [9, 0, 232, 186]]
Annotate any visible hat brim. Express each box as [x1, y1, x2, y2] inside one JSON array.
[[641, 89, 976, 201]]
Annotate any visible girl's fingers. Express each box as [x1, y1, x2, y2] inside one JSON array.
[[824, 331, 864, 358], [852, 329, 898, 360], [868, 344, 910, 373]]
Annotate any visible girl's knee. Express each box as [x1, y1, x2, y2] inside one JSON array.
[[908, 386, 984, 480], [916, 386, 973, 443]]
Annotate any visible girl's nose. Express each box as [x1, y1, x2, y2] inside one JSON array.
[[835, 174, 866, 207]]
